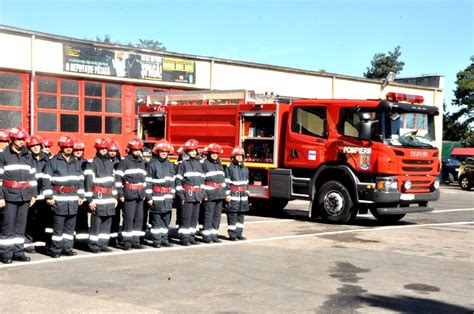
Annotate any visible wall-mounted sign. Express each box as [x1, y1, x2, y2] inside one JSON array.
[[63, 44, 195, 84]]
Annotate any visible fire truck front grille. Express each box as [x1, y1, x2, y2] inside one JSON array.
[[401, 159, 435, 173]]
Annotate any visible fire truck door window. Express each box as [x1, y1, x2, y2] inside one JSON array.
[[292, 107, 326, 137], [0, 110, 21, 129], [105, 117, 122, 134], [37, 112, 57, 132], [60, 96, 79, 111], [340, 109, 376, 138], [84, 115, 102, 133], [60, 114, 79, 132], [0, 91, 22, 107], [38, 77, 57, 93], [85, 98, 102, 112]]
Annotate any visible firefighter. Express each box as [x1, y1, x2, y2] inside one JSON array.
[[0, 129, 9, 152], [115, 138, 147, 250], [24, 135, 48, 252], [224, 146, 249, 241], [201, 143, 226, 243], [175, 139, 205, 246], [108, 141, 122, 247], [0, 127, 37, 264], [42, 135, 84, 258], [73, 139, 90, 242], [84, 138, 117, 253], [42, 137, 53, 157], [173, 146, 185, 229], [145, 139, 175, 248]]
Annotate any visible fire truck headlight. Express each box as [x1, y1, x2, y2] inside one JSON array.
[[403, 181, 412, 191], [376, 177, 398, 192], [433, 179, 440, 190]]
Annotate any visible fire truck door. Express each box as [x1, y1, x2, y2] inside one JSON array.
[[284, 106, 327, 169]]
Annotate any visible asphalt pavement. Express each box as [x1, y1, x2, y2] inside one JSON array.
[[0, 186, 473, 313]]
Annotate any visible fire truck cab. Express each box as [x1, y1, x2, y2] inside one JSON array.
[[137, 90, 440, 224]]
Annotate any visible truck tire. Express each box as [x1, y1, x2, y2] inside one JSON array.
[[316, 180, 354, 223], [459, 175, 472, 191], [370, 209, 406, 223]]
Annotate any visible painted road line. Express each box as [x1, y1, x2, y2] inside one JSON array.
[[1, 221, 473, 269], [432, 208, 474, 213]]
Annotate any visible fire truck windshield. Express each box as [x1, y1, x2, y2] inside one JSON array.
[[384, 112, 435, 148]]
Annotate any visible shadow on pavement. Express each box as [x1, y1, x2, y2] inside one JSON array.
[[357, 294, 472, 313]]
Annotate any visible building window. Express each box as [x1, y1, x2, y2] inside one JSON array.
[[105, 116, 122, 134], [0, 110, 22, 129], [37, 112, 57, 132], [0, 71, 25, 129], [60, 114, 79, 132], [84, 115, 102, 133]]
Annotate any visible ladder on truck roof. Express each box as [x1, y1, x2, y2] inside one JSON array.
[[140, 89, 279, 106]]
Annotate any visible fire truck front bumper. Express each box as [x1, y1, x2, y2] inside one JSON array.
[[361, 189, 440, 215]]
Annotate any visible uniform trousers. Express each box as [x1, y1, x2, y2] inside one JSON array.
[[110, 202, 123, 245], [122, 199, 144, 247], [49, 214, 76, 254], [75, 201, 90, 240], [202, 200, 223, 241], [226, 212, 245, 239], [179, 201, 200, 242], [0, 201, 29, 259], [149, 211, 172, 245], [89, 214, 112, 251]]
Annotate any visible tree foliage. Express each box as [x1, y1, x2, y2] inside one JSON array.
[[364, 46, 405, 79], [89, 34, 166, 51], [443, 56, 474, 146]]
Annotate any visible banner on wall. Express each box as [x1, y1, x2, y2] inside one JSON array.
[[63, 44, 195, 84]]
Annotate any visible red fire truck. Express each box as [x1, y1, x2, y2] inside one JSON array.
[[137, 89, 440, 223]]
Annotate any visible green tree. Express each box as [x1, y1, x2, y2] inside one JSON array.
[[443, 57, 474, 146], [364, 46, 405, 79], [136, 39, 166, 51]]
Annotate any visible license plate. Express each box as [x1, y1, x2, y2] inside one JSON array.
[[400, 193, 415, 201]]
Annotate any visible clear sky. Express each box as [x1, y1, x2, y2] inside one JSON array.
[[0, 0, 472, 111]]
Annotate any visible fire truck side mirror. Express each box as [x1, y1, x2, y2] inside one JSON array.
[[358, 112, 372, 141]]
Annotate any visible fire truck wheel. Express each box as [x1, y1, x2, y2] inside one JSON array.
[[316, 180, 354, 223], [369, 209, 406, 223]]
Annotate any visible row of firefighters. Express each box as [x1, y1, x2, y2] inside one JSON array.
[[0, 127, 250, 264]]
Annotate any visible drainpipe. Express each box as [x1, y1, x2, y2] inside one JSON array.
[[30, 34, 36, 134], [209, 59, 214, 90]]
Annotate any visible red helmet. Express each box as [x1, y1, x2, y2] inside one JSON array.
[[93, 138, 109, 149], [231, 146, 245, 158], [207, 143, 223, 154], [109, 141, 120, 151], [57, 135, 75, 148], [26, 135, 43, 147], [74, 140, 86, 150], [9, 127, 28, 140], [184, 139, 199, 151], [0, 129, 10, 141], [127, 137, 144, 150], [42, 137, 53, 147], [153, 139, 174, 153]]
